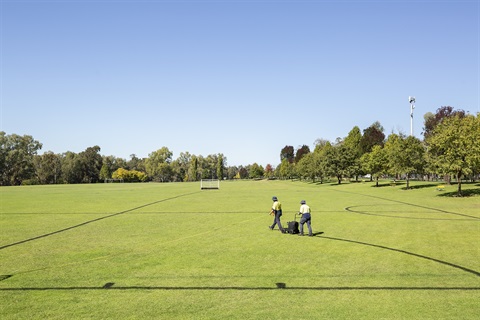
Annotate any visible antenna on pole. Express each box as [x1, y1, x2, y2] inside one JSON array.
[[409, 96, 416, 136]]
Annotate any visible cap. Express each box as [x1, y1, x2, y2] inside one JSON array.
[[300, 200, 306, 204], [272, 196, 278, 201]]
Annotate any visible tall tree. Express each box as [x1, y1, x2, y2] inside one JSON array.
[[216, 153, 225, 180], [423, 106, 466, 140], [248, 163, 264, 179], [173, 152, 192, 182], [0, 132, 43, 185], [344, 126, 363, 156], [295, 152, 314, 181], [127, 154, 144, 171], [344, 126, 363, 180], [278, 159, 294, 179], [294, 145, 310, 163], [384, 134, 425, 189], [360, 121, 385, 154], [188, 155, 199, 181], [34, 151, 62, 184], [426, 113, 480, 195], [145, 147, 173, 181], [61, 152, 83, 184], [264, 164, 275, 179], [360, 145, 387, 186], [101, 155, 122, 180], [280, 145, 295, 164], [323, 144, 355, 184], [78, 146, 103, 183]]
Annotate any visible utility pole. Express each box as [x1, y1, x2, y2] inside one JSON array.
[[409, 96, 416, 136]]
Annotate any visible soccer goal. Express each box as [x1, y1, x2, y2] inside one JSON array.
[[200, 179, 220, 190]]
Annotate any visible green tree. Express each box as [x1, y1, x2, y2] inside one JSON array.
[[295, 152, 314, 181], [201, 154, 219, 179], [34, 151, 62, 184], [294, 145, 310, 163], [278, 159, 294, 179], [126, 154, 144, 171], [216, 154, 225, 180], [0, 132, 43, 185], [361, 145, 387, 187], [384, 134, 425, 189], [248, 163, 264, 179], [343, 126, 363, 180], [423, 106, 466, 140], [78, 146, 103, 183], [99, 164, 111, 181], [60, 152, 82, 184], [145, 147, 173, 182], [237, 166, 249, 179], [426, 113, 480, 195], [100, 155, 124, 180], [188, 155, 199, 181], [324, 144, 355, 184], [171, 152, 191, 182]]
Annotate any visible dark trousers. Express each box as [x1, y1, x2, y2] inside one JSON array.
[[271, 211, 284, 232], [299, 214, 312, 235]]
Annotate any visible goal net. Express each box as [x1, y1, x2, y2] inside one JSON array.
[[201, 179, 220, 190]]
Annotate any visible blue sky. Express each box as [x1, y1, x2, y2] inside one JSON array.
[[1, 0, 479, 167]]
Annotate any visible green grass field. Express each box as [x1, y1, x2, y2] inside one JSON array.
[[1, 180, 479, 319]]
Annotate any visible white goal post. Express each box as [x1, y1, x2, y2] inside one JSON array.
[[200, 179, 220, 190]]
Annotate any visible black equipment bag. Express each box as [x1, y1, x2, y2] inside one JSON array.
[[287, 214, 299, 234]]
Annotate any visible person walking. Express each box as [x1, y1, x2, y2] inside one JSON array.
[[269, 196, 286, 233], [298, 200, 312, 236]]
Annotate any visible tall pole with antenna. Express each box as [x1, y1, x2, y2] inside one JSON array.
[[409, 96, 416, 136]]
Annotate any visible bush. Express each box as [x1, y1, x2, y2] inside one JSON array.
[[112, 168, 148, 182]]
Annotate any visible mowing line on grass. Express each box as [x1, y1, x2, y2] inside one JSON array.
[[0, 191, 201, 251], [345, 204, 479, 221], [317, 235, 480, 278], [334, 189, 480, 220], [8, 212, 266, 276]]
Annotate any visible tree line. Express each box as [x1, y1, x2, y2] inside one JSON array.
[[1, 106, 479, 195]]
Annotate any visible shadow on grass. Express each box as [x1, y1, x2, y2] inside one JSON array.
[[1, 284, 479, 291], [1, 275, 478, 291], [2, 233, 480, 292], [400, 184, 437, 190], [437, 188, 480, 198], [373, 182, 406, 188]]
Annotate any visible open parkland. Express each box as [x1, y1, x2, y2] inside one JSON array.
[[0, 179, 479, 319]]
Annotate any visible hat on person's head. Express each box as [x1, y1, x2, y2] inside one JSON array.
[[300, 200, 306, 204], [272, 196, 278, 201]]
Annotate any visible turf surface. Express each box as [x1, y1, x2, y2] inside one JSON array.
[[1, 180, 479, 319]]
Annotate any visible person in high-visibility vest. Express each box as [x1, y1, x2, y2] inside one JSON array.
[[269, 196, 286, 233], [298, 200, 312, 236]]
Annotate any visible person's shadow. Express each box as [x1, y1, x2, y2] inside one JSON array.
[[311, 232, 324, 236]]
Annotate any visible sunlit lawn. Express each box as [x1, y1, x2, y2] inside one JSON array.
[[1, 180, 479, 319]]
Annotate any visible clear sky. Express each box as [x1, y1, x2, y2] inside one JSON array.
[[1, 0, 479, 167]]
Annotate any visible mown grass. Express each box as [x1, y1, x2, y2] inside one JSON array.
[[0, 180, 479, 319]]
